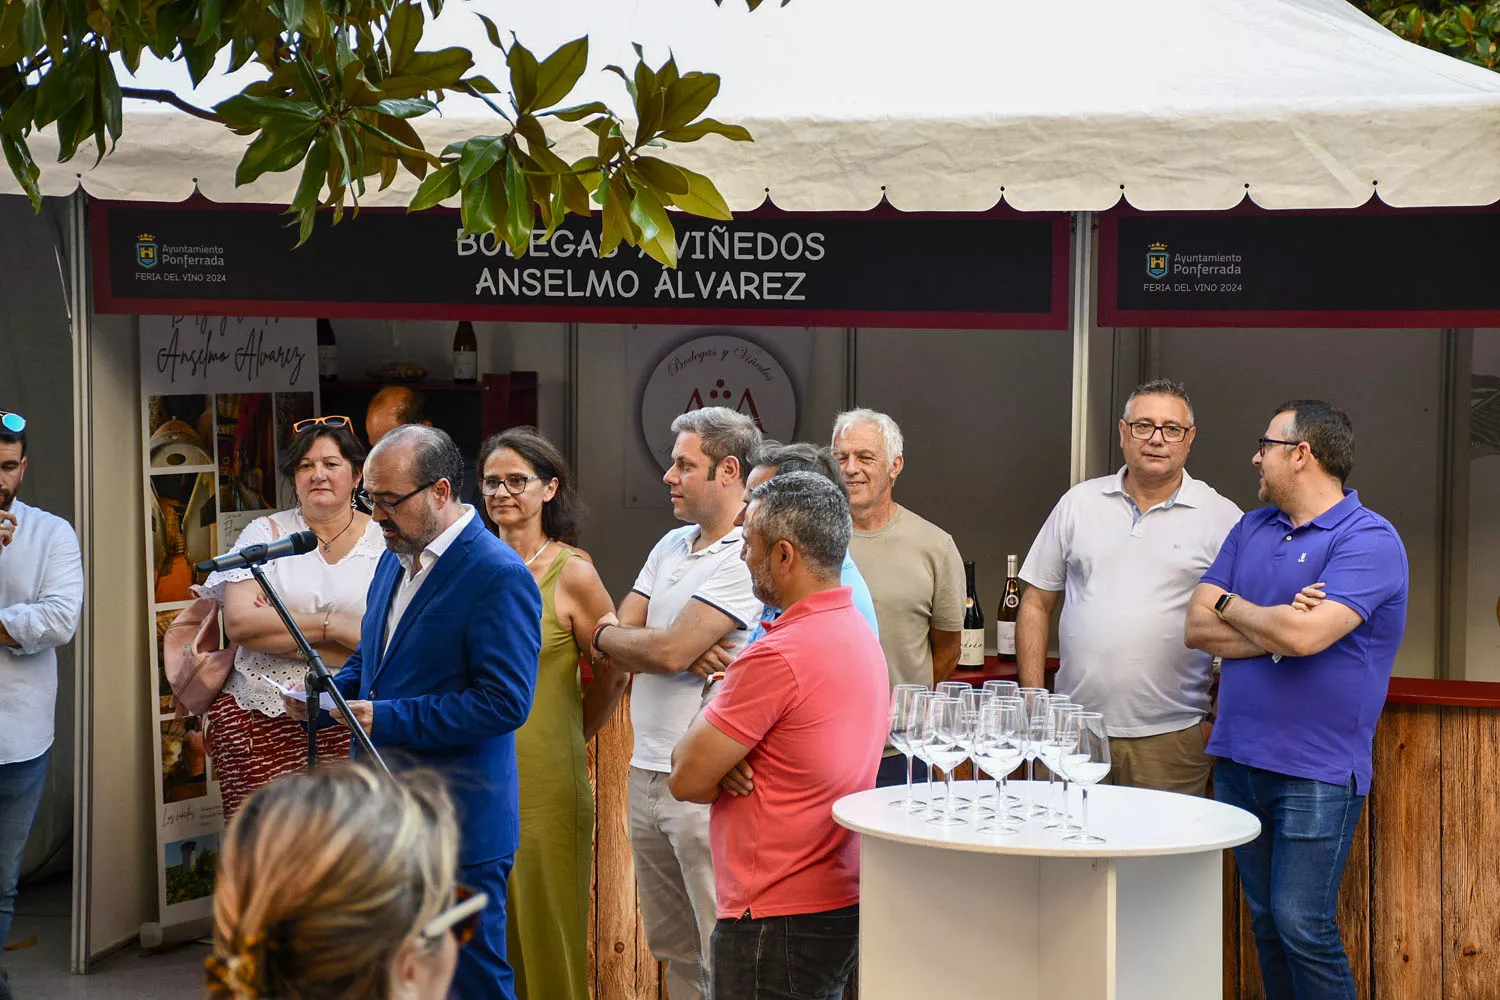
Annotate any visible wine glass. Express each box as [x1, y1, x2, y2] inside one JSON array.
[[922, 696, 969, 827], [982, 681, 1021, 802], [958, 687, 991, 810], [1063, 712, 1111, 844], [888, 684, 931, 812], [1018, 688, 1051, 815], [1042, 705, 1082, 832], [973, 699, 1027, 836]]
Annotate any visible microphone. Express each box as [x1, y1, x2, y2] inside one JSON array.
[[196, 530, 318, 574]]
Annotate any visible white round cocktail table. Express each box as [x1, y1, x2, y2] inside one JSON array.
[[833, 780, 1260, 1000]]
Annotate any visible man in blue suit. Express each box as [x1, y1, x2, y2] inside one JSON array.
[[288, 424, 541, 999]]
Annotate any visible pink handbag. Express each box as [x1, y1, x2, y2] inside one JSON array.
[[164, 597, 239, 717]]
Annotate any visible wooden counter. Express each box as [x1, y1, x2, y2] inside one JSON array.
[[1223, 677, 1500, 1000]]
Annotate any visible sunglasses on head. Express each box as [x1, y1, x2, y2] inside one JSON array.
[[1, 411, 25, 433], [418, 885, 487, 948], [291, 415, 353, 434]]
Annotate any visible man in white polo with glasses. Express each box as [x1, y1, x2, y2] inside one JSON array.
[[1015, 379, 1242, 796]]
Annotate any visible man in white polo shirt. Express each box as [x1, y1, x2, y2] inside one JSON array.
[[1016, 379, 1241, 796], [592, 406, 762, 1000]]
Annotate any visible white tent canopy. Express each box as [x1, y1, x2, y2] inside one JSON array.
[[6, 0, 1500, 211]]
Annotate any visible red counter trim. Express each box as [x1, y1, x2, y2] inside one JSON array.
[[951, 657, 1059, 685], [1385, 676, 1500, 709]]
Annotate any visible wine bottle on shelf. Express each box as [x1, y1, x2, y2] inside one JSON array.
[[995, 553, 1021, 662], [452, 321, 478, 383], [960, 560, 985, 668], [317, 318, 337, 381]]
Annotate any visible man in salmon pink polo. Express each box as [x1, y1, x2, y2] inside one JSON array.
[[669, 471, 889, 1000]]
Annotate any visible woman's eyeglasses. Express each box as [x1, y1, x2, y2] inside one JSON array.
[[481, 475, 542, 497], [419, 885, 487, 948], [0, 410, 25, 433], [292, 415, 353, 433]]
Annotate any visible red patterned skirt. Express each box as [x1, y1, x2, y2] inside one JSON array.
[[204, 693, 352, 821]]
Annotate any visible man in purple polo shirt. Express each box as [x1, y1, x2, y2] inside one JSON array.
[[1186, 399, 1407, 1000]]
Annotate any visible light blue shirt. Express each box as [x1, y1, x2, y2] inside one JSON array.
[[747, 550, 880, 644]]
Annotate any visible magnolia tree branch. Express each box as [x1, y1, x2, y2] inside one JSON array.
[[119, 87, 229, 125]]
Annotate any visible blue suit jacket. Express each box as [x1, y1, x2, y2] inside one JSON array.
[[333, 515, 542, 866]]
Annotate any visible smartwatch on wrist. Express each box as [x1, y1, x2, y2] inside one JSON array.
[[1214, 592, 1239, 621]]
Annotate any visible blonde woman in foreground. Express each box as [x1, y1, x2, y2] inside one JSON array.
[[206, 765, 486, 1000]]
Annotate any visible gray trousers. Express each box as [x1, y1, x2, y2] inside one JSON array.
[[629, 766, 718, 1000]]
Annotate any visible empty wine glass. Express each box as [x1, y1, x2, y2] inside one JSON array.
[[957, 687, 991, 810], [1018, 687, 1051, 816], [1043, 705, 1082, 832], [923, 696, 970, 827], [983, 681, 1021, 803], [973, 699, 1027, 836], [1040, 701, 1080, 828], [888, 684, 931, 812], [1063, 712, 1111, 844]]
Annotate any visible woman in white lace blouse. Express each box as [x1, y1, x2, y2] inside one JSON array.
[[200, 417, 385, 819]]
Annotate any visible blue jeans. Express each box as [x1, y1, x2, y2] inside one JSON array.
[[0, 749, 51, 950], [1214, 759, 1364, 1000], [710, 905, 859, 1000]]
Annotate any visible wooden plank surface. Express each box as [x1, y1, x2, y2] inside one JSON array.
[[1441, 706, 1500, 998], [1370, 704, 1443, 999], [593, 691, 655, 1000], [1223, 851, 1240, 1000]]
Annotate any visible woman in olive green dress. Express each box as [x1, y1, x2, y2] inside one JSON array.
[[480, 427, 627, 1000]]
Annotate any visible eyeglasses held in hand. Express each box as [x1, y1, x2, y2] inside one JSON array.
[[0, 411, 25, 433], [291, 415, 353, 433], [1125, 420, 1191, 443], [419, 885, 487, 948], [1257, 437, 1303, 457], [480, 475, 542, 497]]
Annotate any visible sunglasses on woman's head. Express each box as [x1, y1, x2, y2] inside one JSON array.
[[419, 885, 487, 948], [0, 410, 25, 433], [291, 415, 353, 433]]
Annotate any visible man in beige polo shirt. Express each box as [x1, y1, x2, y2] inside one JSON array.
[[832, 408, 964, 787], [1016, 379, 1241, 796]]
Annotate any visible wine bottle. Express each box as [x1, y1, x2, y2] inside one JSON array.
[[317, 318, 337, 381], [995, 553, 1021, 661], [452, 321, 478, 383], [960, 560, 985, 668]]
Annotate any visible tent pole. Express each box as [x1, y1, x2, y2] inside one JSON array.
[[1069, 211, 1095, 486]]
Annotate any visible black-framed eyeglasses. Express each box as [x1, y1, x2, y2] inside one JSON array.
[[1126, 420, 1192, 444], [418, 884, 488, 948], [480, 475, 542, 497], [0, 410, 25, 433], [369, 479, 437, 514], [1257, 437, 1303, 457]]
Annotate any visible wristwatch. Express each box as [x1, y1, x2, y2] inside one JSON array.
[[1214, 592, 1239, 621]]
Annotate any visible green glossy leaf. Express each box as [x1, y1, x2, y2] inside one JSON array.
[[281, 0, 306, 31], [0, 87, 38, 135], [664, 164, 733, 220], [1, 133, 41, 210], [458, 134, 506, 185], [507, 39, 539, 109], [215, 93, 321, 127], [662, 72, 719, 131], [402, 48, 474, 89], [238, 123, 320, 185], [199, 0, 224, 43], [660, 117, 753, 143], [634, 155, 688, 194], [34, 63, 89, 128], [475, 11, 503, 49], [559, 172, 592, 216], [534, 36, 588, 108], [386, 1, 422, 68], [289, 138, 331, 245], [460, 171, 498, 233], [629, 183, 677, 267], [545, 100, 609, 122], [504, 148, 531, 248], [409, 160, 461, 211], [600, 171, 636, 257], [371, 96, 435, 118], [96, 51, 123, 144]]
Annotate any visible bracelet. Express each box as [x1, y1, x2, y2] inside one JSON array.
[[592, 622, 614, 651], [321, 611, 333, 642]]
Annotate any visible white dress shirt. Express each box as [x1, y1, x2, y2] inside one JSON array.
[[385, 506, 476, 653], [0, 499, 85, 763]]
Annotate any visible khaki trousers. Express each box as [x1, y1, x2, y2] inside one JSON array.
[[628, 766, 718, 1000], [1103, 722, 1213, 797]]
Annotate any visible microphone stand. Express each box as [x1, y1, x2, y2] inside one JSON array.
[[247, 562, 390, 778]]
